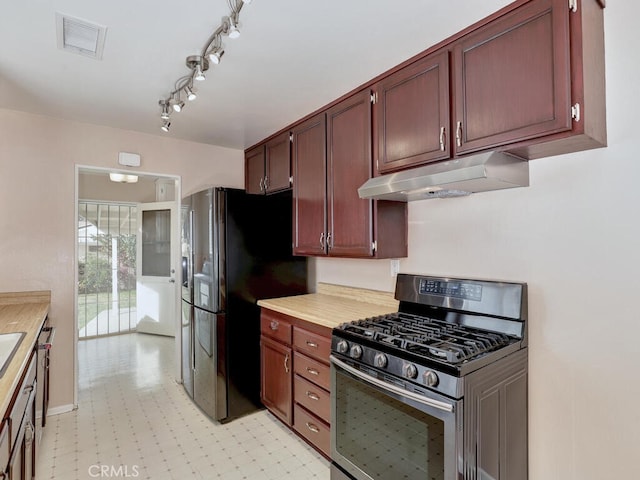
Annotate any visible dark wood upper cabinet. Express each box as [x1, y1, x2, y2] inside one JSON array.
[[374, 51, 451, 173], [292, 113, 327, 256], [453, 0, 572, 154], [245, 131, 292, 195], [245, 145, 265, 195], [326, 91, 374, 257], [292, 94, 407, 259], [265, 132, 292, 193]]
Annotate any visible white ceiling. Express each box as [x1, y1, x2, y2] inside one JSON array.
[[0, 0, 512, 150]]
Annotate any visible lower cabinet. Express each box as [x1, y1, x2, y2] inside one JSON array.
[[260, 309, 332, 458], [4, 350, 37, 479]]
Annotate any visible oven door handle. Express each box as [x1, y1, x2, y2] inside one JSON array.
[[330, 355, 454, 413]]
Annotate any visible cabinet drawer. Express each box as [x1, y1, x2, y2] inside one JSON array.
[[293, 403, 330, 458], [293, 327, 330, 362], [294, 374, 330, 423], [294, 352, 330, 391], [260, 310, 292, 345]]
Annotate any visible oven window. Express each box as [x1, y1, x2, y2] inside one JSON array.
[[335, 370, 445, 480]]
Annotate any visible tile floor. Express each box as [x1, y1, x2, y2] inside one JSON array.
[[36, 333, 330, 479]]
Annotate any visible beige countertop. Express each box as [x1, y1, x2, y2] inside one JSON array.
[[257, 283, 398, 329], [0, 291, 50, 417]]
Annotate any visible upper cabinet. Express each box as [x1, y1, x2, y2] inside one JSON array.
[[245, 131, 292, 195], [453, 0, 572, 154], [373, 51, 451, 174], [368, 0, 605, 175], [292, 92, 407, 258]]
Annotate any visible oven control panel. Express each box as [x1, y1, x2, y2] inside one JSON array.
[[419, 279, 483, 301]]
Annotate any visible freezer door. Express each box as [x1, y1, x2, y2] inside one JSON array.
[[181, 300, 194, 399], [192, 189, 222, 313], [193, 307, 227, 421], [180, 196, 193, 304]]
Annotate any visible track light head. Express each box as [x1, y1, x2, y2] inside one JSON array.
[[224, 16, 240, 39], [159, 99, 171, 120], [186, 55, 209, 82], [161, 120, 171, 133], [172, 92, 184, 112], [184, 84, 197, 101], [208, 46, 224, 65]]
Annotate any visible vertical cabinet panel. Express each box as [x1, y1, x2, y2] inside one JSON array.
[[327, 90, 374, 257], [265, 132, 292, 193], [453, 0, 571, 154], [292, 113, 327, 256], [374, 51, 450, 174], [245, 145, 266, 195], [260, 336, 292, 426]]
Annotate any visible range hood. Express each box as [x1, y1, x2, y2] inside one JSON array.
[[358, 152, 529, 202]]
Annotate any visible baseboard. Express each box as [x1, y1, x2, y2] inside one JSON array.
[[47, 403, 76, 417]]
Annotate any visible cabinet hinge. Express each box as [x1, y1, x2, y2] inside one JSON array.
[[289, 176, 293, 186], [370, 92, 378, 104], [571, 103, 581, 122], [289, 133, 293, 142], [371, 241, 377, 253], [569, 0, 577, 12]]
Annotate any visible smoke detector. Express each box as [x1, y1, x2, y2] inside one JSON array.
[[56, 13, 107, 60]]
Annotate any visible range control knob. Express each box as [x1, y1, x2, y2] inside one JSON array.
[[349, 345, 363, 359], [423, 370, 439, 387], [374, 353, 388, 368], [403, 363, 418, 379], [336, 340, 349, 354]]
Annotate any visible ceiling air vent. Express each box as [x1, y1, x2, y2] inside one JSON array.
[[56, 13, 107, 60]]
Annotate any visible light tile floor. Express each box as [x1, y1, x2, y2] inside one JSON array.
[[36, 333, 330, 479]]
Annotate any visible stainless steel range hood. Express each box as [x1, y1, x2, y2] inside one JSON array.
[[358, 152, 529, 201]]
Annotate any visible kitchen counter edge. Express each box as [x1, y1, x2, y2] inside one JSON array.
[[0, 291, 51, 416]]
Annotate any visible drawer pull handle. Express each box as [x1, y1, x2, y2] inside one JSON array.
[[306, 391, 320, 401], [306, 422, 320, 433], [306, 367, 319, 376], [305, 341, 318, 348], [284, 353, 290, 373], [23, 384, 34, 394], [270, 321, 278, 331]]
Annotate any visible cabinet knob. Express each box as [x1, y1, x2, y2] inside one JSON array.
[[270, 320, 278, 331]]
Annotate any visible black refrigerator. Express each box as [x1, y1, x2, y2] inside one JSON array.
[[181, 187, 307, 423]]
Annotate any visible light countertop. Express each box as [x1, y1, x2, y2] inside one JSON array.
[[0, 291, 50, 416], [257, 283, 398, 329]]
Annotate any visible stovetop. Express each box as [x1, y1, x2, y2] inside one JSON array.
[[337, 312, 515, 365]]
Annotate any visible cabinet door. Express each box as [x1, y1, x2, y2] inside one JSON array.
[[260, 336, 292, 425], [265, 132, 292, 193], [453, 0, 571, 154], [292, 113, 327, 256], [245, 145, 266, 195], [374, 51, 450, 174], [326, 90, 374, 257]]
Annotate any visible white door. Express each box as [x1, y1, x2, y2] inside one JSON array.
[[136, 201, 178, 336]]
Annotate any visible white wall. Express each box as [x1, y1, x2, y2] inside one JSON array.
[[316, 3, 639, 479], [0, 109, 243, 412]]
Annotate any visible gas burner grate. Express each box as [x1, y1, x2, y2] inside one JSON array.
[[340, 312, 512, 364]]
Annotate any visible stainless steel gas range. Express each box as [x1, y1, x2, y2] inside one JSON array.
[[330, 274, 528, 480]]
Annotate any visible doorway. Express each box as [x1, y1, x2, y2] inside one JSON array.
[[74, 166, 181, 406]]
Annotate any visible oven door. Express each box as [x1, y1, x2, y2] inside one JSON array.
[[330, 355, 463, 480]]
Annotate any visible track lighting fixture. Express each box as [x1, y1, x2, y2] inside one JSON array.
[[184, 84, 197, 101], [158, 0, 251, 132]]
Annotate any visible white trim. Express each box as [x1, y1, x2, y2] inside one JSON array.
[[74, 164, 183, 408], [47, 403, 76, 417]]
